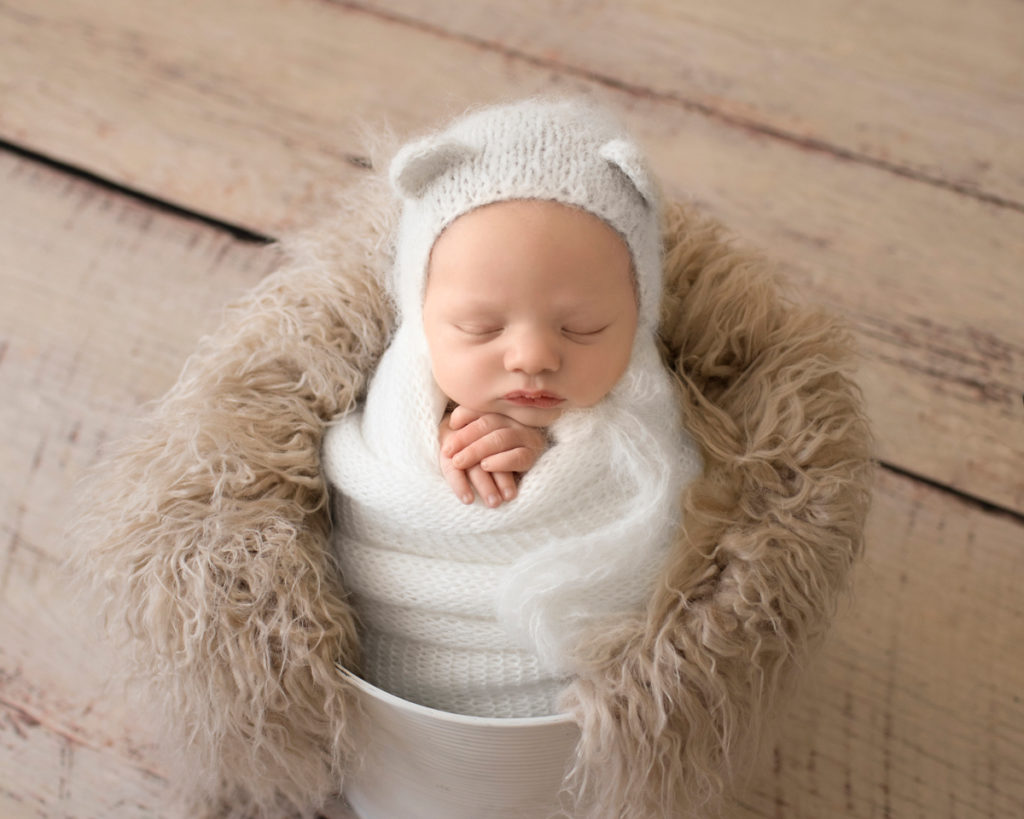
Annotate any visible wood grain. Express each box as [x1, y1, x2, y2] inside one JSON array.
[[2, 144, 1022, 817], [0, 150, 273, 817], [366, 0, 1024, 207], [0, 0, 1021, 511], [737, 468, 1024, 818], [1, 564, 169, 819], [0, 161, 279, 577]]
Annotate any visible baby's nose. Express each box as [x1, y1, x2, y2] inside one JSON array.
[[504, 329, 560, 374]]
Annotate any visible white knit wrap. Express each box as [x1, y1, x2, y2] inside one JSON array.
[[322, 98, 703, 717], [323, 330, 700, 717]]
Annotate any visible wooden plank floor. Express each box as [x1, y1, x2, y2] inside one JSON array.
[[1, 1, 1021, 816]]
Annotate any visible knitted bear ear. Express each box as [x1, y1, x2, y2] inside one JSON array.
[[389, 136, 477, 200], [599, 138, 656, 208]]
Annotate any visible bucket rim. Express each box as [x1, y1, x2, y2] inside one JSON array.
[[337, 664, 575, 728]]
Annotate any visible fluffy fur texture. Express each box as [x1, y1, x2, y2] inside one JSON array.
[[72, 165, 872, 817]]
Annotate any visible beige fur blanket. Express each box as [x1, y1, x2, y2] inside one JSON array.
[[74, 169, 872, 818]]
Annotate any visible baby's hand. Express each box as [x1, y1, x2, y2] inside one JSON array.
[[438, 406, 547, 508]]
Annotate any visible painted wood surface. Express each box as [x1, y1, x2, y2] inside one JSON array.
[[1, 0, 1022, 816], [0, 154, 263, 817], [1, 0, 1021, 513], [370, 0, 1024, 206]]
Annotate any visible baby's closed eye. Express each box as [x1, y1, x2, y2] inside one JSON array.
[[562, 324, 610, 341], [455, 323, 503, 336]]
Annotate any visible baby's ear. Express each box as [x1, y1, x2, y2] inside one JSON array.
[[600, 138, 656, 209], [389, 136, 476, 199]]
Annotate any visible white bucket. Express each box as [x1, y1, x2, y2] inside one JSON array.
[[339, 669, 580, 819]]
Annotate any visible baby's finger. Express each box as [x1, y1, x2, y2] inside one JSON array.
[[467, 464, 503, 508], [440, 458, 475, 505], [443, 415, 504, 459], [479, 447, 538, 474], [492, 471, 518, 503], [450, 426, 523, 469], [448, 405, 483, 431]]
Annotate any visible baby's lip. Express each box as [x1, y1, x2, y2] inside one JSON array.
[[503, 391, 564, 408]]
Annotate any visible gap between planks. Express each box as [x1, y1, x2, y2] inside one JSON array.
[[0, 138, 273, 245]]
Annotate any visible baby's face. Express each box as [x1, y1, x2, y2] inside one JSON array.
[[422, 199, 638, 427]]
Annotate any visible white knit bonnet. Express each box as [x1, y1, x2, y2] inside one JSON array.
[[388, 97, 663, 333]]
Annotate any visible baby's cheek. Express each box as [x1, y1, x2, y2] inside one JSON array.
[[579, 350, 630, 405], [433, 354, 480, 403]]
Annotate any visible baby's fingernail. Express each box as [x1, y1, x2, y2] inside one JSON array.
[[461, 493, 474, 505], [486, 494, 500, 507], [502, 487, 515, 500]]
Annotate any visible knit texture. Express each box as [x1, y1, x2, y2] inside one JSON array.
[[322, 331, 701, 717], [323, 98, 702, 718], [389, 97, 663, 334]]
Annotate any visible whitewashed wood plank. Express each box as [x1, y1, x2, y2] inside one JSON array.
[[0, 702, 168, 819], [735, 468, 1024, 818], [371, 0, 1024, 206], [0, 148, 277, 818], [1, 571, 169, 818], [0, 158, 279, 570]]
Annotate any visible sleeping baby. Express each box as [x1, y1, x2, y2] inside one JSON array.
[[321, 97, 702, 718]]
